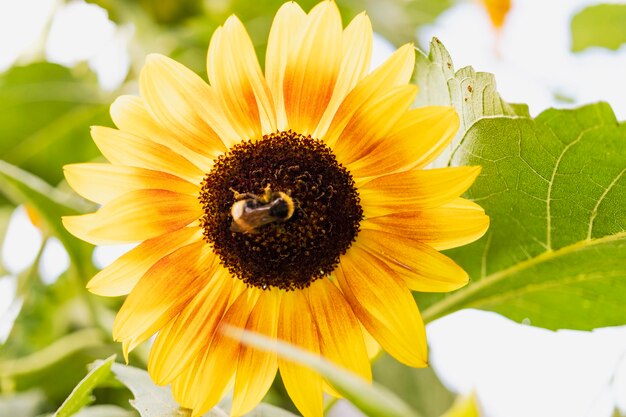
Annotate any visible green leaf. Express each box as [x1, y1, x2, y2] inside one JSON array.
[[412, 38, 626, 330], [54, 355, 116, 417], [413, 38, 529, 167], [571, 4, 626, 52], [0, 160, 95, 277], [107, 362, 181, 417], [421, 102, 626, 330], [372, 354, 454, 417], [230, 328, 422, 417]]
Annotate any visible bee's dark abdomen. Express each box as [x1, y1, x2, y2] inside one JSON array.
[[245, 199, 261, 209], [269, 198, 290, 219]]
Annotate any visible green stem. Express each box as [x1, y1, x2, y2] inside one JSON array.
[[0, 328, 104, 377]]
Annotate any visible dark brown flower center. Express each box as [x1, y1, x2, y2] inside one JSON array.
[[199, 130, 362, 290]]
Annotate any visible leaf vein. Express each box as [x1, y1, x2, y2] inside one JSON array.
[[587, 167, 626, 240], [422, 231, 626, 323]]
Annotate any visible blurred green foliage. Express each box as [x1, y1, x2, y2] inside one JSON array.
[[0, 64, 110, 186], [372, 354, 455, 417], [571, 4, 626, 52]]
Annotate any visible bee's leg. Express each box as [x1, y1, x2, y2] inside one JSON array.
[[261, 183, 273, 202], [229, 188, 256, 201]]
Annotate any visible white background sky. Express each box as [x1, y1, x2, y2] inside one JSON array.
[[1, 1, 626, 416]]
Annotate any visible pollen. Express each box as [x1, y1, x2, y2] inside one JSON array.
[[199, 131, 362, 290]]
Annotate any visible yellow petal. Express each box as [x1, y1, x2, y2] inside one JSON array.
[[112, 241, 217, 353], [191, 289, 260, 415], [172, 356, 203, 410], [361, 324, 380, 360], [87, 226, 201, 296], [265, 1, 307, 130], [362, 198, 490, 251], [347, 106, 459, 178], [283, 1, 343, 135], [231, 289, 281, 416], [323, 43, 415, 147], [208, 16, 276, 140], [64, 163, 199, 205], [278, 290, 323, 417], [356, 229, 469, 292], [139, 54, 233, 156], [305, 278, 371, 387], [359, 166, 481, 217], [335, 246, 428, 367], [110, 95, 213, 168], [409, 106, 460, 169], [314, 12, 373, 138], [62, 189, 202, 245], [148, 266, 242, 384], [171, 349, 209, 411], [332, 85, 417, 166], [90, 126, 204, 183]]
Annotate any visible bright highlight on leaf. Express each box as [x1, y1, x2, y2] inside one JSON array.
[[413, 37, 528, 167]]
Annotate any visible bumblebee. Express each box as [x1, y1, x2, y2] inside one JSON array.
[[230, 185, 295, 234]]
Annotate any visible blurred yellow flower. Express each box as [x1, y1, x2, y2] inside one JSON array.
[[63, 1, 488, 416], [480, 0, 512, 29]]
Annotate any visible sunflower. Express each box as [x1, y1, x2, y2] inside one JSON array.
[[63, 1, 489, 416]]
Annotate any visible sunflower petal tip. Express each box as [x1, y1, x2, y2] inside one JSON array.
[[145, 53, 163, 62], [224, 14, 242, 27], [84, 278, 106, 296], [144, 53, 172, 69], [122, 347, 130, 364], [61, 215, 79, 233], [467, 165, 482, 178], [461, 270, 470, 286], [89, 125, 107, 138], [400, 42, 415, 52]]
